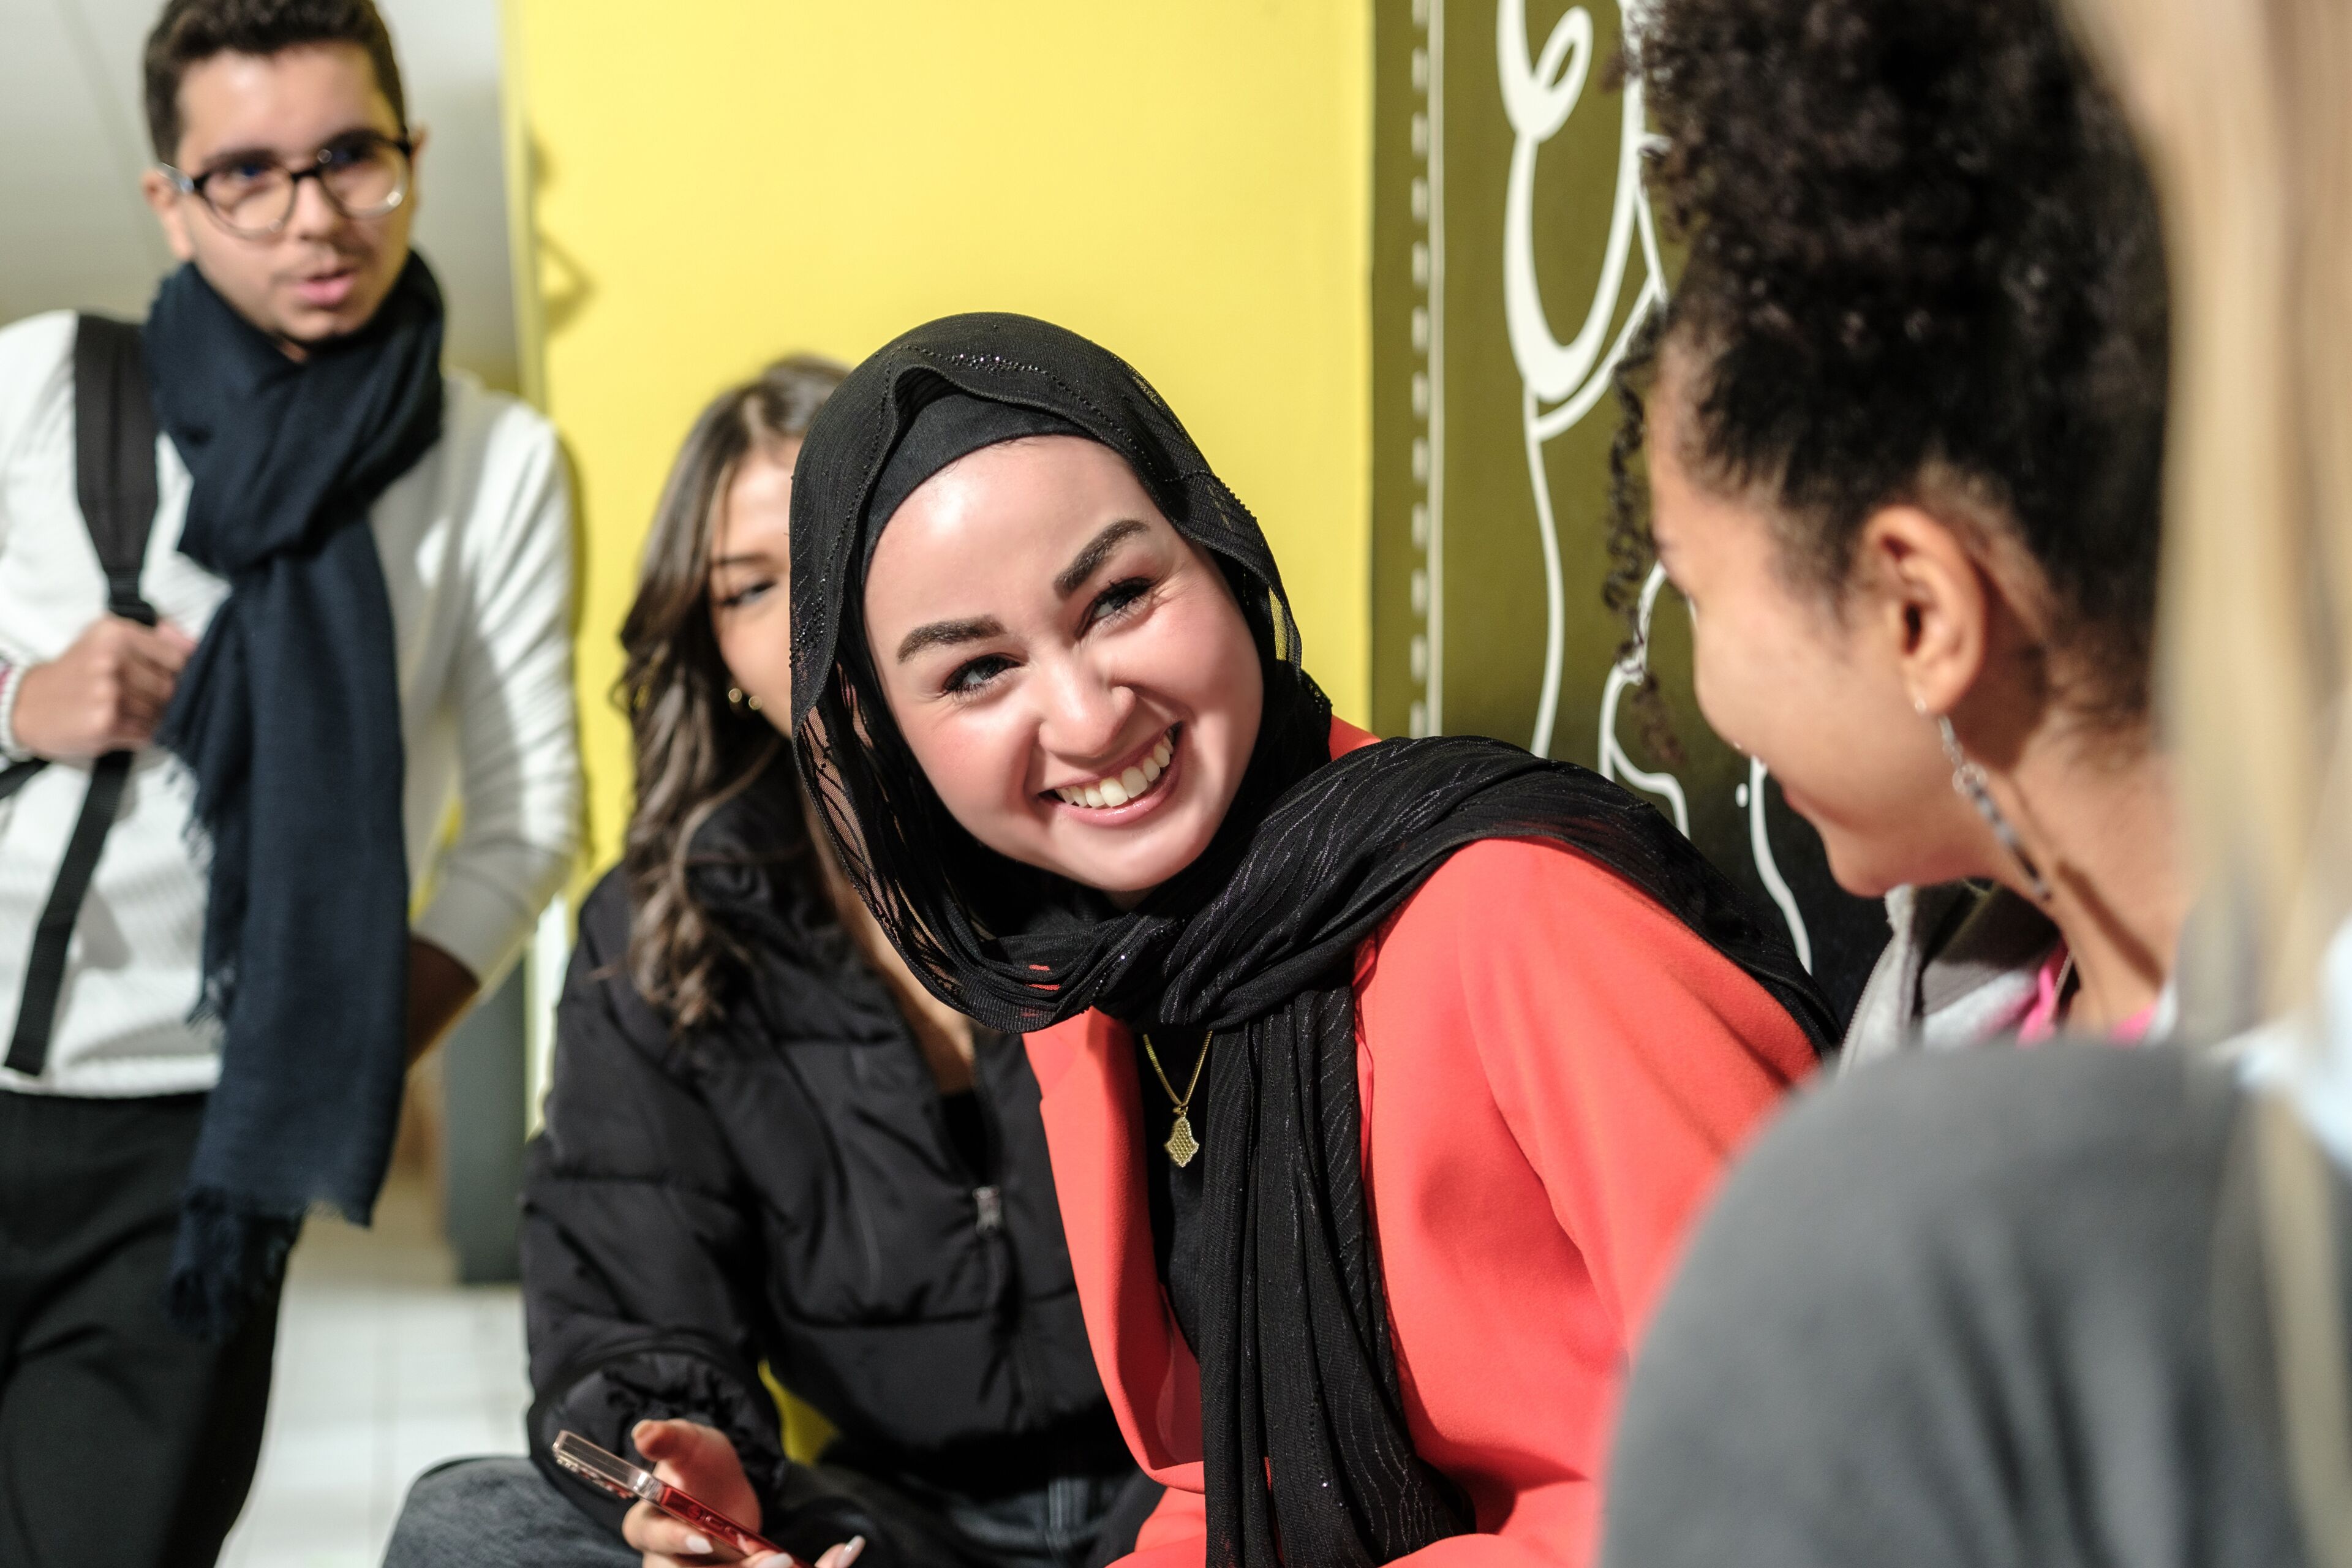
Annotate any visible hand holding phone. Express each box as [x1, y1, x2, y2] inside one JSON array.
[[555, 1420, 842, 1568]]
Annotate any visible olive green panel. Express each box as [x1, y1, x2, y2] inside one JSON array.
[[1375, 0, 1666, 757], [1371, 0, 1889, 1017]]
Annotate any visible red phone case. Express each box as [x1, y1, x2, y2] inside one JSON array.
[[551, 1429, 801, 1564]]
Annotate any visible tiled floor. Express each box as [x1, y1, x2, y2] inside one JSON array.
[[217, 1174, 529, 1568]]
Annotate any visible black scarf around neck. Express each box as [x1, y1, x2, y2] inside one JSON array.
[[145, 256, 444, 1336], [787, 314, 1835, 1566]]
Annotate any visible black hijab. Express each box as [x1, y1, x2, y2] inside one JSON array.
[[146, 256, 443, 1336], [789, 313, 1834, 1567]]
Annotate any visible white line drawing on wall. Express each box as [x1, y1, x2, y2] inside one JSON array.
[[1744, 756, 1814, 970], [1498, 0, 1815, 969], [1596, 564, 1692, 835], [1498, 0, 1668, 762]]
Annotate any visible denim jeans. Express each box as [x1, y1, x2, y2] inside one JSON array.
[[385, 1453, 1158, 1568]]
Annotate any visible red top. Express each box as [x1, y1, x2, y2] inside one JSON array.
[[1024, 719, 1819, 1567]]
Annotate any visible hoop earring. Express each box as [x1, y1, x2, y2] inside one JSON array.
[[727, 686, 763, 714], [1932, 711, 2052, 902]]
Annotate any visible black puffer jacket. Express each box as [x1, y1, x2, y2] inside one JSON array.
[[521, 794, 1127, 1549]]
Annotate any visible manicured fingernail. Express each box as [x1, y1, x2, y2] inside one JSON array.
[[840, 1536, 867, 1566], [685, 1534, 712, 1555]]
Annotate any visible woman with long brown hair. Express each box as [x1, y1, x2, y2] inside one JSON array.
[[386, 358, 1156, 1568]]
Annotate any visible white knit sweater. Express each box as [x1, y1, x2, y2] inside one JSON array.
[[0, 309, 580, 1097]]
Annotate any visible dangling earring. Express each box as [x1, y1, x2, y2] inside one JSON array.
[[726, 686, 764, 714], [1926, 703, 2052, 902]]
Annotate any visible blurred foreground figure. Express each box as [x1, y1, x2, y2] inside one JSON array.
[[0, 2, 577, 1562], [1602, 0, 2352, 1562]]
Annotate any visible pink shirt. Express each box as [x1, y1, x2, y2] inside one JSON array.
[[2014, 945, 2157, 1044]]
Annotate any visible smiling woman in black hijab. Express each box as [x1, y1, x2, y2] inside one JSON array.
[[786, 312, 1833, 1568]]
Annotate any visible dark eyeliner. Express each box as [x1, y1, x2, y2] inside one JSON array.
[[942, 654, 1012, 698], [714, 579, 774, 611], [1086, 576, 1153, 630]]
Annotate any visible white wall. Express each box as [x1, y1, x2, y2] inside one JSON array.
[[0, 0, 518, 388]]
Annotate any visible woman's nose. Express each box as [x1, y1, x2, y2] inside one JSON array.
[[1035, 653, 1134, 765]]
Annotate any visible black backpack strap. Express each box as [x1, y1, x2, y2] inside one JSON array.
[[6, 752, 135, 1075], [73, 315, 159, 625], [6, 315, 160, 1077]]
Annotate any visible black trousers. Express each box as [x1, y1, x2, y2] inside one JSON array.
[[0, 1090, 282, 1568]]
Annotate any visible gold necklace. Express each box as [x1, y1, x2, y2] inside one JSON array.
[[1140, 1031, 1212, 1167]]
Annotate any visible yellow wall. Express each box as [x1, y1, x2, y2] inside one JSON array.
[[505, 2, 1374, 873]]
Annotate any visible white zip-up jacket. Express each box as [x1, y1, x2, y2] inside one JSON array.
[[0, 309, 580, 1097], [1839, 883, 2058, 1072]]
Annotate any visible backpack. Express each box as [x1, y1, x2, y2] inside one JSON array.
[[0, 315, 162, 1074]]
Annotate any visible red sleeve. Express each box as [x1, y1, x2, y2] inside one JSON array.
[[1104, 834, 1816, 1568], [1434, 838, 1815, 1343]]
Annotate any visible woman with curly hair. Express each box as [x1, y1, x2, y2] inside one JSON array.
[[1600, 0, 2347, 1562], [1604, 0, 2178, 1065]]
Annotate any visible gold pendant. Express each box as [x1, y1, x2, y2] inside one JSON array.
[[1165, 1113, 1200, 1167]]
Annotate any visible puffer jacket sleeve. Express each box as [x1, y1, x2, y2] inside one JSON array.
[[519, 872, 868, 1558]]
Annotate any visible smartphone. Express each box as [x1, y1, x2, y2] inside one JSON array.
[[551, 1429, 800, 1564]]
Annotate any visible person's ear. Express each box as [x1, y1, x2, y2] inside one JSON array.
[[1853, 503, 1991, 717], [404, 123, 426, 208], [140, 168, 198, 263]]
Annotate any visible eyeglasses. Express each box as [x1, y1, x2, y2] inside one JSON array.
[[161, 131, 413, 239]]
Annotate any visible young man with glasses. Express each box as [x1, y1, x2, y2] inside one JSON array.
[[0, 2, 579, 1561]]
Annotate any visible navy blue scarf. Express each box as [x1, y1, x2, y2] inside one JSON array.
[[146, 257, 443, 1336]]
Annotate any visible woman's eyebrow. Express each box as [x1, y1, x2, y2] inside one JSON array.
[[709, 552, 775, 570], [1052, 519, 1151, 599], [895, 616, 1006, 664]]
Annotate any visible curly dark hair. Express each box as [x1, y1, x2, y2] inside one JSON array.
[[1609, 0, 2169, 724], [145, 0, 407, 161]]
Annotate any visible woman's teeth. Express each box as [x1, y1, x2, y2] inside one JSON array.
[[1055, 732, 1175, 810]]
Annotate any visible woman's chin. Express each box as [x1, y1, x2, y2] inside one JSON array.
[[1770, 785, 1892, 899], [1816, 832, 1908, 901], [1039, 821, 1218, 903]]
